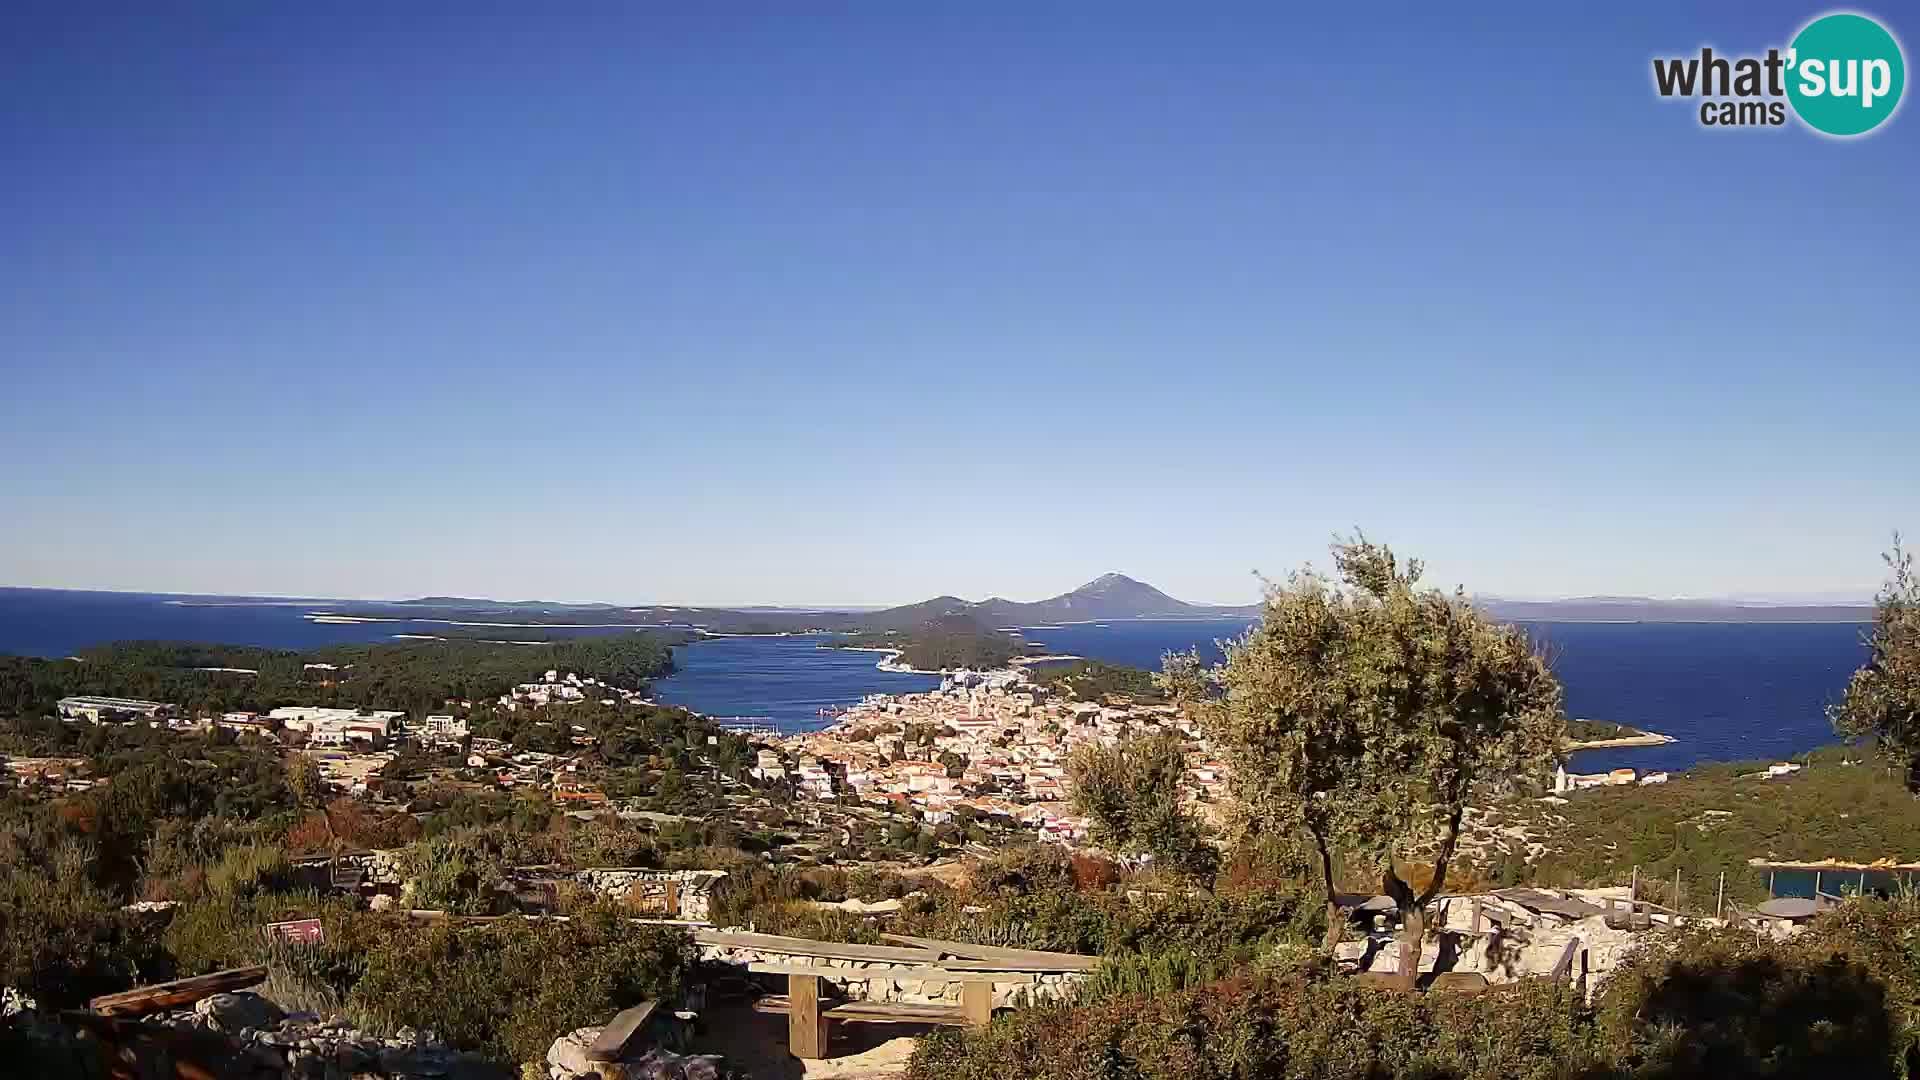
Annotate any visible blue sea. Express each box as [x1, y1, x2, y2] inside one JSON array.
[[1008, 618, 1870, 772], [650, 637, 939, 726], [0, 589, 1871, 772], [0, 587, 663, 655]]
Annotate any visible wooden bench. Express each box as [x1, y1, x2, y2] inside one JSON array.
[[748, 963, 1016, 1058], [754, 994, 976, 1025]]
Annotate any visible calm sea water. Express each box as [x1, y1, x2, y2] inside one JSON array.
[[1011, 618, 1868, 771], [0, 588, 662, 655], [650, 636, 939, 726], [0, 590, 1870, 771]]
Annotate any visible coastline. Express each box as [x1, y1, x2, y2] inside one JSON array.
[[1563, 731, 1676, 751], [816, 643, 966, 676], [817, 643, 1016, 677]]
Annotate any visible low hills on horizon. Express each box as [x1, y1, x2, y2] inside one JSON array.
[[347, 572, 1872, 630]]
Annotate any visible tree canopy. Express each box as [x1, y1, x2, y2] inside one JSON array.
[[1068, 732, 1215, 878], [1832, 538, 1920, 788], [1196, 535, 1565, 984]]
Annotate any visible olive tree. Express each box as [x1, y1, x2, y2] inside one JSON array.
[[1198, 536, 1564, 987], [1068, 732, 1215, 877], [1831, 538, 1920, 788]]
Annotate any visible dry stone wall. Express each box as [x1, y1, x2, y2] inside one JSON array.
[[696, 942, 1083, 1008], [575, 869, 726, 921]]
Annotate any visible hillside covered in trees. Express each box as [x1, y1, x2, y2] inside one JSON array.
[[0, 635, 679, 721]]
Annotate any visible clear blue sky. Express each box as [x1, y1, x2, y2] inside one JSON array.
[[3, 4, 1913, 606]]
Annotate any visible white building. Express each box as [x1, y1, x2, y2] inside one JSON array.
[[57, 696, 170, 724], [420, 714, 469, 743], [270, 707, 400, 748]]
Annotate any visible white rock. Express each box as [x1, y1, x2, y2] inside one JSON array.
[[546, 1026, 601, 1079]]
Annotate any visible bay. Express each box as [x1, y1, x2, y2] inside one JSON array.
[[0, 588, 1873, 772], [656, 618, 1871, 772]]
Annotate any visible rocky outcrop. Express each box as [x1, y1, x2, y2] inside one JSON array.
[[3, 988, 511, 1080], [545, 1025, 723, 1080]]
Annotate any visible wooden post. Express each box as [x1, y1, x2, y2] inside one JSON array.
[[89, 966, 269, 1017], [788, 973, 828, 1060], [588, 1000, 658, 1077], [1630, 866, 1638, 903], [961, 981, 993, 1027], [1717, 872, 1726, 918]]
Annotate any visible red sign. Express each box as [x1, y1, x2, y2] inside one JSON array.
[[266, 918, 325, 944]]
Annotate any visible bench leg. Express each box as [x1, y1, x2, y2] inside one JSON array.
[[961, 982, 992, 1027], [789, 973, 829, 1059]]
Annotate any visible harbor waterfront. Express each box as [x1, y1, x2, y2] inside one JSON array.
[[653, 619, 1870, 774]]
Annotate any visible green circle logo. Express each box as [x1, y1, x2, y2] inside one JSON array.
[[1787, 13, 1906, 136]]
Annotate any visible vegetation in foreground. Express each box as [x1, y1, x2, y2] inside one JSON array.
[[912, 897, 1920, 1079], [3, 533, 1917, 1078]]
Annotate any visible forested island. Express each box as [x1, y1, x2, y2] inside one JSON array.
[[828, 613, 1023, 672], [1563, 718, 1674, 749], [1027, 659, 1165, 702], [0, 635, 680, 722]]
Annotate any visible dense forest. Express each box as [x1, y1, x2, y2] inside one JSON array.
[[1563, 718, 1652, 741], [832, 612, 1023, 671], [0, 635, 679, 721], [1029, 660, 1165, 702]]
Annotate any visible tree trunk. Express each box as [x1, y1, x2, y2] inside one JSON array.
[[1396, 903, 1426, 991], [1381, 866, 1422, 990], [1314, 830, 1344, 950], [1397, 800, 1466, 991]]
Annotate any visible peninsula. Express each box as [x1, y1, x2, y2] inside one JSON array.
[[1563, 718, 1676, 751]]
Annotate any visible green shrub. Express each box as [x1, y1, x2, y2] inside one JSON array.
[[0, 839, 161, 1007], [918, 906, 1920, 1080], [160, 891, 362, 978], [204, 841, 292, 900], [402, 833, 512, 914], [345, 910, 695, 1067], [1072, 950, 1235, 1004], [910, 974, 1599, 1080], [1596, 922, 1906, 1078]]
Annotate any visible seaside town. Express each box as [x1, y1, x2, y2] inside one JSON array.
[[38, 663, 1214, 855], [767, 668, 1218, 846], [34, 669, 661, 802], [38, 661, 1811, 850]]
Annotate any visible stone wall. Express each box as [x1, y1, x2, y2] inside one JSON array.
[[696, 942, 1083, 1008], [1334, 889, 1676, 996], [3, 989, 508, 1080], [288, 850, 408, 893], [291, 856, 724, 920], [575, 869, 726, 921]]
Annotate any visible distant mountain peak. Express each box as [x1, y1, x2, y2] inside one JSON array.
[[860, 572, 1260, 629], [1068, 573, 1178, 604]]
